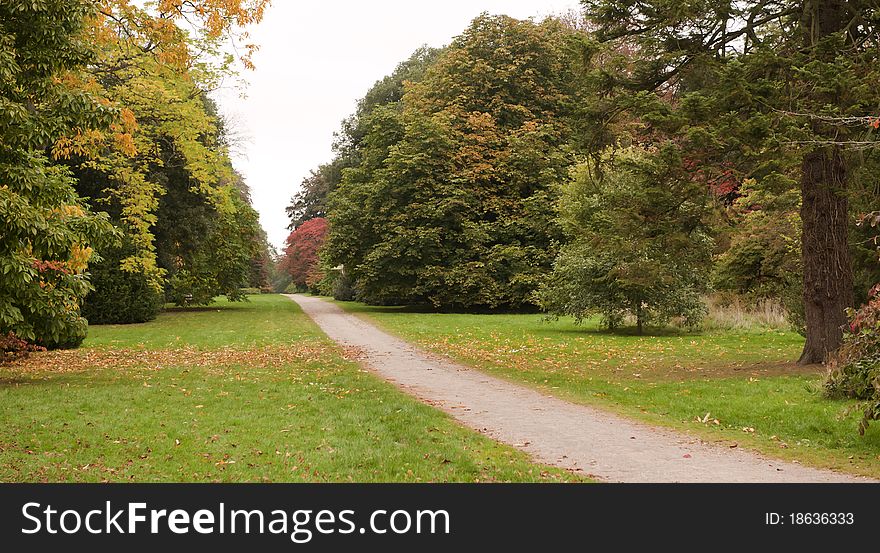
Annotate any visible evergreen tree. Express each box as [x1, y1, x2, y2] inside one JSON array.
[[538, 145, 712, 333], [581, 0, 880, 362]]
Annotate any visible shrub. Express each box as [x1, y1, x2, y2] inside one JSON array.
[[825, 284, 880, 434], [331, 272, 356, 301], [82, 245, 164, 325], [239, 287, 262, 295]]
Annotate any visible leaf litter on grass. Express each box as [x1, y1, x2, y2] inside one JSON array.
[[5, 344, 355, 375]]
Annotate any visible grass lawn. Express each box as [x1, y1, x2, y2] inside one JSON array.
[[0, 295, 582, 483], [336, 301, 880, 478]]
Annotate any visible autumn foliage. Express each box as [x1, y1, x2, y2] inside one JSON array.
[[281, 218, 329, 290]]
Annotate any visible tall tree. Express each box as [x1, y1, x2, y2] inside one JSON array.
[[0, 0, 116, 348], [64, 0, 269, 316], [581, 0, 880, 363], [326, 15, 587, 308], [286, 47, 441, 231]]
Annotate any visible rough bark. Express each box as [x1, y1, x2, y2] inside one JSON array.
[[798, 147, 852, 364], [796, 0, 853, 365]]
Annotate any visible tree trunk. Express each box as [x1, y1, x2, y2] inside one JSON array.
[[798, 147, 852, 364], [796, 0, 853, 365], [635, 302, 643, 336]]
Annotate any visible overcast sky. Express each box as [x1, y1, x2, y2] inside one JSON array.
[[212, 1, 582, 251]]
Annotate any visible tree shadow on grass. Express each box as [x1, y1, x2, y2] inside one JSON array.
[[164, 305, 255, 313], [0, 373, 119, 388], [535, 322, 701, 339]]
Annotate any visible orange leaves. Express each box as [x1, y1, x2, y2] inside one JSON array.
[[107, 107, 139, 156], [871, 118, 880, 129], [113, 133, 137, 156], [154, 0, 269, 38], [118, 107, 137, 130]]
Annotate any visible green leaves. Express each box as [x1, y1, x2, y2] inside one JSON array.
[[326, 15, 583, 309], [0, 3, 115, 349], [538, 146, 712, 332]]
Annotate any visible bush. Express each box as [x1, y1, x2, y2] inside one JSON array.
[[825, 284, 880, 434], [1, 332, 44, 364], [239, 287, 262, 295], [82, 245, 164, 325], [332, 272, 356, 302], [35, 316, 88, 349]]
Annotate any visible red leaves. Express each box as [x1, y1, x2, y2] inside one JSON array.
[[280, 217, 329, 287], [32, 259, 71, 275], [0, 332, 45, 364], [871, 118, 880, 129]]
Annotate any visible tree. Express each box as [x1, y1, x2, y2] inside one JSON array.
[[280, 217, 329, 291], [326, 15, 587, 309], [0, 1, 116, 348], [286, 167, 332, 230], [165, 192, 265, 305], [62, 2, 269, 314], [581, 0, 880, 363], [538, 145, 712, 333], [286, 47, 442, 231]]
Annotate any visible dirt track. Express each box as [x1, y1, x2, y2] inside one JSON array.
[[287, 294, 871, 483]]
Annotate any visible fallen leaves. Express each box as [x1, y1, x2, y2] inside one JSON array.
[[695, 412, 720, 425], [8, 344, 336, 374]]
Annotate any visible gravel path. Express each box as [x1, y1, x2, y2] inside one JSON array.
[[287, 294, 871, 483]]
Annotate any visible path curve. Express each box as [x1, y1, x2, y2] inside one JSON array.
[[286, 294, 870, 483]]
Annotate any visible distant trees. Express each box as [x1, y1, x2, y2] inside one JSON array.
[[280, 217, 329, 292], [286, 168, 332, 230], [538, 146, 712, 333], [710, 176, 805, 332]]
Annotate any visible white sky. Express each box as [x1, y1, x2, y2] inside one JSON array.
[[212, 0, 582, 251]]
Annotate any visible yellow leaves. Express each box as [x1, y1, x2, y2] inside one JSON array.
[[68, 244, 94, 274], [52, 128, 106, 160], [54, 205, 86, 219]]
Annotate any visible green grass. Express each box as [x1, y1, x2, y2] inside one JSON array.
[[0, 295, 582, 482], [84, 296, 312, 350], [337, 301, 880, 478]]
